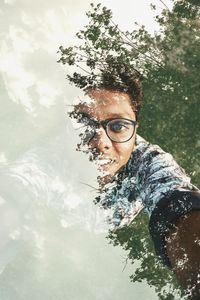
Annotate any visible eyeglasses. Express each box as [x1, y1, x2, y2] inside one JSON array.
[[77, 115, 137, 143]]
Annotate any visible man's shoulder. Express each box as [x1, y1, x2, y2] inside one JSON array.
[[129, 135, 169, 171], [135, 135, 166, 154]]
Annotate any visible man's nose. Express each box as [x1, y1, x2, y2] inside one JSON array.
[[90, 127, 112, 151]]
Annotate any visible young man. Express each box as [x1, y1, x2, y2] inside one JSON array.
[[71, 82, 200, 298]]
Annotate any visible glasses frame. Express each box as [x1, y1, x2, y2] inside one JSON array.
[[85, 117, 137, 143]]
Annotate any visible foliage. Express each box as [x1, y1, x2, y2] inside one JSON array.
[[108, 211, 184, 299], [58, 1, 200, 299], [57, 3, 160, 91], [58, 2, 200, 184], [139, 0, 200, 187]]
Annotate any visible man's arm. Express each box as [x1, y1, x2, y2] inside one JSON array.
[[166, 210, 200, 299]]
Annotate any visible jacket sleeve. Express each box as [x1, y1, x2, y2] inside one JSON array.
[[133, 135, 200, 267]]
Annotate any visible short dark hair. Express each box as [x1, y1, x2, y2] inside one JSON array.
[[86, 65, 143, 119]]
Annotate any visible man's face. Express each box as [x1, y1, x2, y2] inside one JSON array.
[[75, 88, 137, 185]]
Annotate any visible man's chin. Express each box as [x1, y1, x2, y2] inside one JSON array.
[[97, 173, 113, 187], [97, 165, 119, 187], [98, 163, 116, 176]]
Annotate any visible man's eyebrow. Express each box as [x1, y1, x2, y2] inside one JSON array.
[[107, 113, 128, 118], [75, 111, 134, 120], [104, 113, 135, 119]]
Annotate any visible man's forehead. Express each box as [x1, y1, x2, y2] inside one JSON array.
[[74, 99, 126, 116], [70, 88, 136, 120], [77, 89, 132, 109], [72, 102, 135, 122], [87, 88, 132, 104]]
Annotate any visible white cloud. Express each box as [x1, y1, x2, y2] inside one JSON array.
[[4, 0, 16, 4]]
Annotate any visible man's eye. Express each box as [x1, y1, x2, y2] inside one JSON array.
[[109, 121, 128, 132]]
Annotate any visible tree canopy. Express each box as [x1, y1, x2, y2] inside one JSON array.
[[58, 1, 200, 298], [58, 1, 200, 188]]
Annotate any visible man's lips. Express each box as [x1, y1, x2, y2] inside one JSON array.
[[96, 157, 118, 166], [88, 151, 119, 168]]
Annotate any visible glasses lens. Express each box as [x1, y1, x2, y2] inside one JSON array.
[[107, 119, 135, 142]]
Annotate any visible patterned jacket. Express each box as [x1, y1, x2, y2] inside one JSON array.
[[96, 135, 200, 266]]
